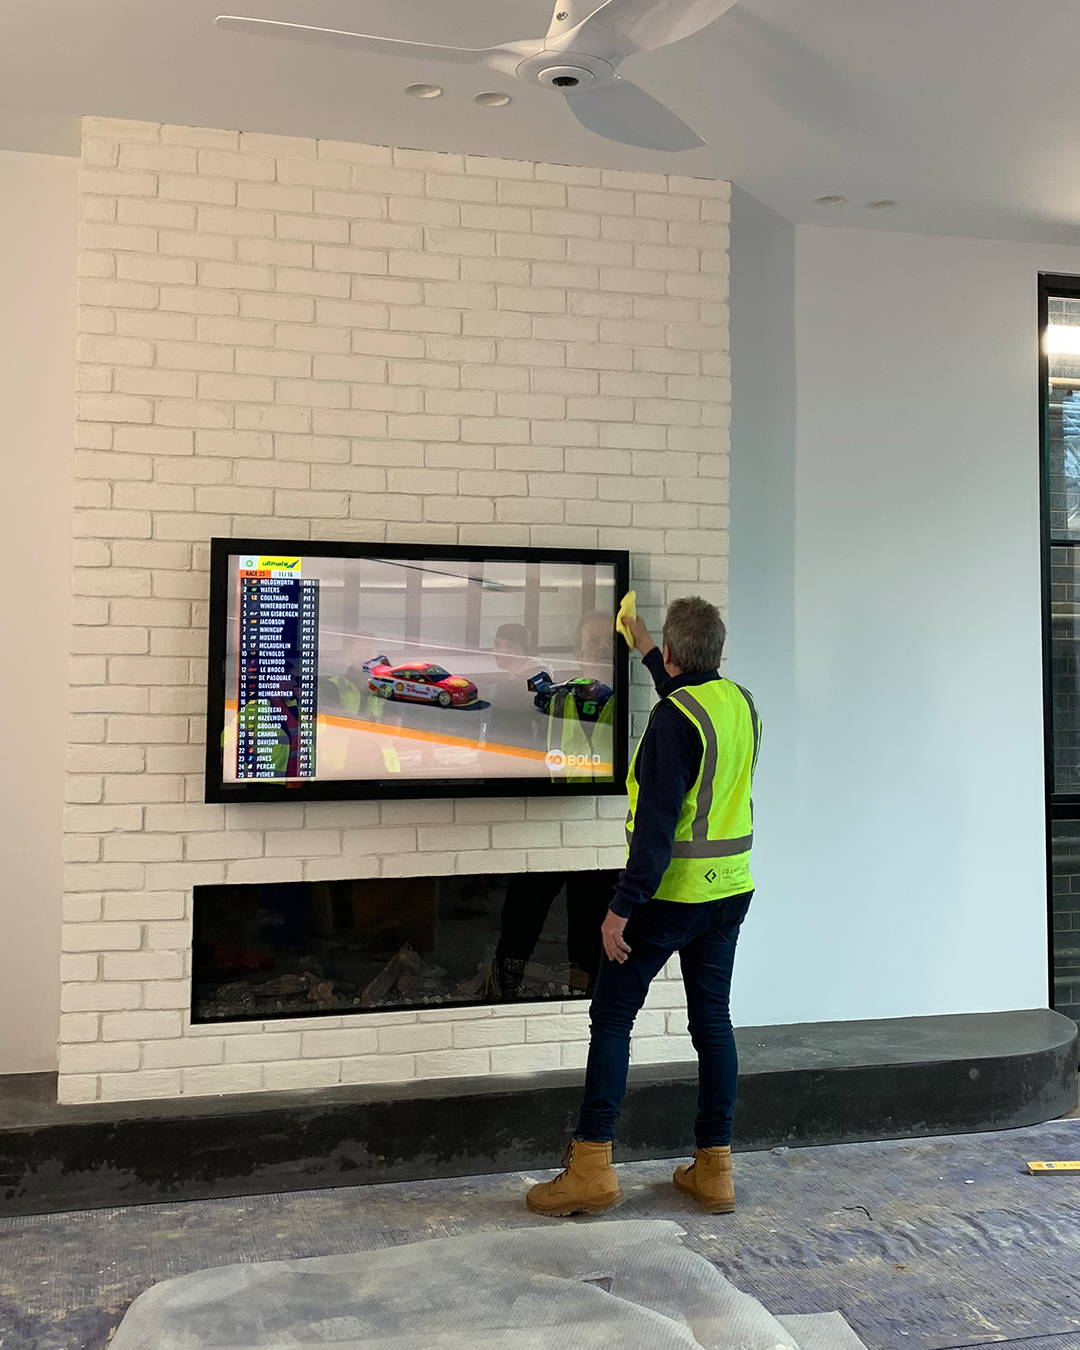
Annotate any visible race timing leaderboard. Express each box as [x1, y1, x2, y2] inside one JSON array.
[[236, 555, 319, 780]]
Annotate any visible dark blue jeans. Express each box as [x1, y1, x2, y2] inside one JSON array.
[[575, 891, 752, 1149]]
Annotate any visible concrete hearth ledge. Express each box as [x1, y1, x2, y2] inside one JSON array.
[[1, 1009, 1075, 1216]]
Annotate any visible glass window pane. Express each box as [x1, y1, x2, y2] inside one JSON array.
[[1047, 297, 1080, 539], [1051, 545, 1080, 793], [1050, 821, 1080, 1026]]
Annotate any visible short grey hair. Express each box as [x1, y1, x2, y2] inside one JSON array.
[[662, 596, 726, 672]]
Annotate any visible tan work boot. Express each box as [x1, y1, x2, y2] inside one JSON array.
[[674, 1146, 736, 1214], [526, 1140, 622, 1217]]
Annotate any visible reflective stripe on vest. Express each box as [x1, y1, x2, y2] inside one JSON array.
[[625, 677, 759, 904]]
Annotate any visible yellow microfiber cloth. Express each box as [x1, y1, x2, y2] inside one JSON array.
[[615, 590, 637, 647]]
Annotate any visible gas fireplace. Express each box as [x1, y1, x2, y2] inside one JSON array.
[[191, 870, 619, 1023]]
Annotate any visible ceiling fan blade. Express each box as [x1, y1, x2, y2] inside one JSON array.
[[574, 0, 739, 57], [215, 15, 523, 72], [565, 77, 705, 150]]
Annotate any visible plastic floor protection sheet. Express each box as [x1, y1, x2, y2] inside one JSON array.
[[108, 1218, 868, 1350]]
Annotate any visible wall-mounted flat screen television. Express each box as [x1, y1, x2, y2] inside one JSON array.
[[205, 539, 630, 802]]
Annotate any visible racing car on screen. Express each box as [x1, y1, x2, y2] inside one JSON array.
[[527, 671, 613, 722], [361, 655, 478, 708]]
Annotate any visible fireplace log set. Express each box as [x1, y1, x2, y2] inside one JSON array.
[[201, 943, 579, 1020]]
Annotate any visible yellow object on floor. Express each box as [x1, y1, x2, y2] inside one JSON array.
[[1027, 1160, 1080, 1173], [615, 589, 637, 647]]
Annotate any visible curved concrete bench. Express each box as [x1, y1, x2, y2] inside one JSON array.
[[0, 1007, 1075, 1215]]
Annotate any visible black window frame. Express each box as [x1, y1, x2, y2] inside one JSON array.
[[1038, 274, 1080, 1017]]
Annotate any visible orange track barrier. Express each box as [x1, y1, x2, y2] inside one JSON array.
[[223, 698, 614, 774]]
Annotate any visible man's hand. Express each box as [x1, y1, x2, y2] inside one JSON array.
[[627, 616, 656, 658], [601, 910, 632, 964]]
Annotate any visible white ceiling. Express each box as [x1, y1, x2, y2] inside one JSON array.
[[4, 0, 1080, 244]]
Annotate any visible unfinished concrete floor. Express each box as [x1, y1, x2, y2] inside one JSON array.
[[2, 1113, 1079, 1350]]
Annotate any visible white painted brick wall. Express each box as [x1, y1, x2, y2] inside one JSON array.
[[59, 116, 731, 1105]]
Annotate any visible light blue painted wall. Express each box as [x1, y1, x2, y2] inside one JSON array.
[[730, 218, 1079, 1023]]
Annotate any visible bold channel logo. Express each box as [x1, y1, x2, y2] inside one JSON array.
[[545, 750, 603, 771]]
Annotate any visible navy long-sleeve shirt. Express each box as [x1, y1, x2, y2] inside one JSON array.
[[610, 647, 724, 919]]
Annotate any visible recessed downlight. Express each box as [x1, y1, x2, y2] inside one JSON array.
[[474, 91, 512, 107], [813, 194, 847, 207], [405, 83, 444, 99], [866, 199, 899, 210]]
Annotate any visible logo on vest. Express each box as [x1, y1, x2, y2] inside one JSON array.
[[704, 868, 718, 883]]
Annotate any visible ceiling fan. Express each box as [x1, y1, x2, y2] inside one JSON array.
[[216, 0, 739, 151]]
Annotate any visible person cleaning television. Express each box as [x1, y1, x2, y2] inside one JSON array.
[[525, 595, 761, 1217]]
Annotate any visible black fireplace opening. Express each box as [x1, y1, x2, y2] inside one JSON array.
[[191, 870, 619, 1023]]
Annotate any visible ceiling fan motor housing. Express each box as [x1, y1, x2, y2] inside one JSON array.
[[515, 50, 616, 91], [538, 65, 594, 89]]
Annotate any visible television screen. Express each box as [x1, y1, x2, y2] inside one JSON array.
[[205, 539, 629, 802]]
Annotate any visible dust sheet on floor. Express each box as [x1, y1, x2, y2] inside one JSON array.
[[108, 1218, 867, 1350]]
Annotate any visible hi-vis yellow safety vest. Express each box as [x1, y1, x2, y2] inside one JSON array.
[[626, 678, 761, 903]]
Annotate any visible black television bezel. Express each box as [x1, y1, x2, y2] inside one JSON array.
[[204, 537, 631, 803]]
